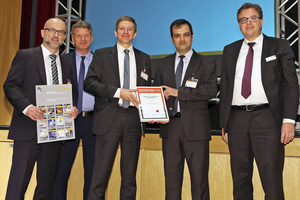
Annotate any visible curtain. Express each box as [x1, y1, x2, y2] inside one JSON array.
[[0, 0, 22, 125]]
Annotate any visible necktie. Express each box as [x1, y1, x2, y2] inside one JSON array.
[[172, 55, 185, 116], [50, 54, 59, 85], [123, 49, 130, 108], [78, 56, 85, 113], [241, 42, 255, 99]]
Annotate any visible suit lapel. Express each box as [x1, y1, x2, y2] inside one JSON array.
[[60, 55, 68, 84], [70, 52, 78, 90], [134, 48, 144, 85], [228, 40, 243, 91], [261, 35, 271, 83], [183, 50, 198, 85], [168, 54, 176, 88], [34, 46, 47, 84], [109, 45, 120, 87]]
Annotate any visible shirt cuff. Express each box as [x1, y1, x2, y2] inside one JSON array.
[[113, 88, 121, 98], [23, 104, 33, 115], [283, 118, 295, 124]]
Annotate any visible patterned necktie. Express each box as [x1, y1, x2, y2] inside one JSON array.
[[123, 49, 130, 108], [78, 56, 85, 113], [241, 42, 255, 99], [49, 54, 59, 85], [172, 55, 185, 116]]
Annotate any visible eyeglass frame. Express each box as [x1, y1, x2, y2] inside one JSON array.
[[43, 27, 66, 36], [238, 16, 261, 24]]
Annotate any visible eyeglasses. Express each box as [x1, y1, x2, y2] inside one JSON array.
[[43, 28, 66, 36], [238, 16, 261, 24]]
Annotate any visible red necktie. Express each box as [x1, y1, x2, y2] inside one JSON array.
[[241, 42, 255, 99]]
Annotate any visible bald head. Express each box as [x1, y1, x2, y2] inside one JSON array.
[[44, 18, 66, 31], [41, 18, 67, 54]]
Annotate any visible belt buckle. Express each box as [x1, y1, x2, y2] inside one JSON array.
[[246, 105, 254, 112]]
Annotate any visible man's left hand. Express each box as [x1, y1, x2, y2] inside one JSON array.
[[162, 85, 178, 100], [68, 106, 79, 119], [281, 123, 295, 144]]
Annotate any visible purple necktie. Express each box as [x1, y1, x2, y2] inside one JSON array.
[[241, 42, 255, 99]]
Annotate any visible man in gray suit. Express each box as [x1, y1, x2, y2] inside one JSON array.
[[154, 19, 217, 200], [219, 3, 299, 200], [84, 16, 151, 200]]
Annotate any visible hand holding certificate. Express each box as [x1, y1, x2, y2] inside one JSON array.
[[136, 87, 169, 122]]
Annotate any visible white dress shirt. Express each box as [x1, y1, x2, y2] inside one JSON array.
[[41, 44, 63, 85], [114, 43, 137, 106], [232, 34, 294, 124], [232, 34, 268, 105]]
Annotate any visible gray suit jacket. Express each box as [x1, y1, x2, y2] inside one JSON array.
[[154, 50, 217, 141], [219, 35, 299, 132], [83, 45, 152, 135]]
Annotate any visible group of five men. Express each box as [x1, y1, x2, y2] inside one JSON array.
[[3, 2, 299, 200]]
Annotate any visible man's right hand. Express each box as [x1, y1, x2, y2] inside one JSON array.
[[222, 128, 228, 144], [120, 88, 139, 108], [26, 105, 44, 121]]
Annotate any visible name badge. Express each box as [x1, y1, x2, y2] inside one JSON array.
[[265, 55, 277, 62], [140, 71, 148, 81], [185, 76, 198, 88]]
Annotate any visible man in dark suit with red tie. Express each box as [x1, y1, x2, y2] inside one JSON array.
[[3, 18, 78, 200], [84, 16, 151, 200], [219, 3, 299, 200], [154, 19, 217, 200], [53, 20, 95, 200]]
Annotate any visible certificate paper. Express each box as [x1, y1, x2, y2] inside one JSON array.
[[36, 84, 75, 143], [136, 87, 169, 122]]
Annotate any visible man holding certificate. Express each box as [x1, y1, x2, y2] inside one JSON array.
[[154, 19, 217, 199], [84, 16, 151, 199]]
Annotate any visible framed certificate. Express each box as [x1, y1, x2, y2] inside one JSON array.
[[136, 87, 169, 122], [36, 84, 75, 143]]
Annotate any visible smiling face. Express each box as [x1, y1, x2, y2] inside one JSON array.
[[171, 24, 193, 55], [72, 27, 93, 55], [41, 18, 66, 54], [238, 8, 263, 41], [114, 20, 137, 49]]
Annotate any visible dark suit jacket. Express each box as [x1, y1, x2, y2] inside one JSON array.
[[219, 35, 299, 132], [62, 51, 79, 102], [154, 50, 217, 141], [3, 46, 73, 141], [83, 45, 152, 135]]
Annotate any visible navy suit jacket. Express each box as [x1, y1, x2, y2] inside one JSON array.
[[4, 46, 74, 141], [219, 35, 299, 132], [62, 51, 79, 103]]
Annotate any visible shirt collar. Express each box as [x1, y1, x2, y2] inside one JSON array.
[[175, 49, 193, 60], [117, 43, 134, 54], [75, 50, 93, 61], [41, 44, 59, 58], [243, 33, 263, 47]]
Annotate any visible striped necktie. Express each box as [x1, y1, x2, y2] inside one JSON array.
[[49, 54, 59, 85], [172, 55, 185, 116]]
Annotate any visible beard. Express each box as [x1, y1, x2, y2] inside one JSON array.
[[44, 36, 62, 50]]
